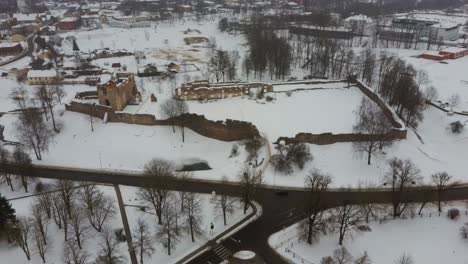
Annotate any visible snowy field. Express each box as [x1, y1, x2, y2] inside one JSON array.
[[0, 75, 99, 113], [405, 56, 468, 111], [0, 108, 254, 182], [0, 183, 251, 264], [59, 18, 246, 63], [188, 84, 370, 140], [271, 203, 468, 264], [264, 106, 468, 188]]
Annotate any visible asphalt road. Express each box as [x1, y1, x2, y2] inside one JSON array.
[[28, 166, 468, 264]]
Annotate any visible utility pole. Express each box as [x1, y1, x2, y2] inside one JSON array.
[[114, 185, 138, 264]]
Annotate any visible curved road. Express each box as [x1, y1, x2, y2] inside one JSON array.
[[28, 166, 468, 263]]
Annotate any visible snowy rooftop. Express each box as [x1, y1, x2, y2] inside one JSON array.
[[27, 70, 58, 78], [424, 50, 444, 56], [61, 17, 80, 22], [0, 42, 20, 48], [441, 47, 468, 53], [430, 22, 460, 29], [345, 14, 373, 23]]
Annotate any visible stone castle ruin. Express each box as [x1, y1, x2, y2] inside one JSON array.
[[175, 80, 273, 101]]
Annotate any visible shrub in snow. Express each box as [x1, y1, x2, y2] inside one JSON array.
[[333, 247, 353, 264], [243, 136, 265, 161], [448, 208, 460, 220], [114, 228, 126, 242], [287, 143, 313, 169], [271, 153, 293, 174], [450, 121, 464, 134], [271, 143, 313, 174], [286, 90, 292, 97], [34, 181, 45, 193], [229, 144, 239, 158], [256, 90, 264, 99], [395, 253, 414, 264], [266, 95, 274, 102], [320, 256, 336, 264], [460, 223, 468, 239]]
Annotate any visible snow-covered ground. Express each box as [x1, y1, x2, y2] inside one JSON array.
[[405, 56, 468, 111], [0, 184, 125, 264], [120, 186, 252, 263], [0, 108, 254, 182], [0, 183, 251, 264], [270, 203, 468, 264], [188, 84, 369, 140], [264, 106, 468, 188]]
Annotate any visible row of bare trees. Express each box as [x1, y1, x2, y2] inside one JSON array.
[[300, 158, 454, 247], [0, 145, 33, 192], [10, 180, 119, 263], [136, 158, 241, 258], [10, 85, 65, 160]]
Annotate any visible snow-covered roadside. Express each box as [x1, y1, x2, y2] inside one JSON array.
[[0, 184, 125, 264], [0, 182, 253, 264], [120, 185, 253, 264], [270, 202, 468, 264]]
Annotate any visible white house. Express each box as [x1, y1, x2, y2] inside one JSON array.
[[27, 70, 59, 85], [429, 22, 460, 41], [344, 14, 375, 36]]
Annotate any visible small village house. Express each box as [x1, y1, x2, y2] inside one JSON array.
[[27, 69, 60, 85]]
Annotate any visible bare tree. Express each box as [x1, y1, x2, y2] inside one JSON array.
[[12, 217, 32, 261], [354, 251, 371, 264], [176, 171, 191, 213], [0, 146, 14, 191], [175, 100, 189, 142], [156, 204, 180, 255], [80, 184, 100, 218], [80, 185, 116, 232], [384, 158, 421, 218], [33, 222, 48, 263], [56, 179, 77, 217], [35, 85, 60, 133], [95, 228, 125, 264], [353, 98, 392, 165], [424, 86, 438, 102], [10, 85, 29, 110], [161, 99, 178, 133], [12, 146, 33, 192], [334, 202, 361, 245], [68, 207, 89, 249], [15, 108, 52, 160], [51, 192, 68, 238], [333, 247, 353, 264], [238, 165, 262, 214], [183, 192, 203, 242], [132, 218, 155, 264], [31, 202, 49, 246], [36, 184, 53, 219], [215, 176, 235, 226], [431, 171, 453, 213], [448, 93, 461, 111], [91, 195, 116, 232], [139, 159, 174, 224], [64, 240, 89, 264], [395, 253, 413, 264], [300, 169, 332, 245]]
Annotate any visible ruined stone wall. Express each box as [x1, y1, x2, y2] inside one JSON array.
[[276, 130, 407, 145], [274, 80, 407, 145], [65, 102, 259, 141]]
